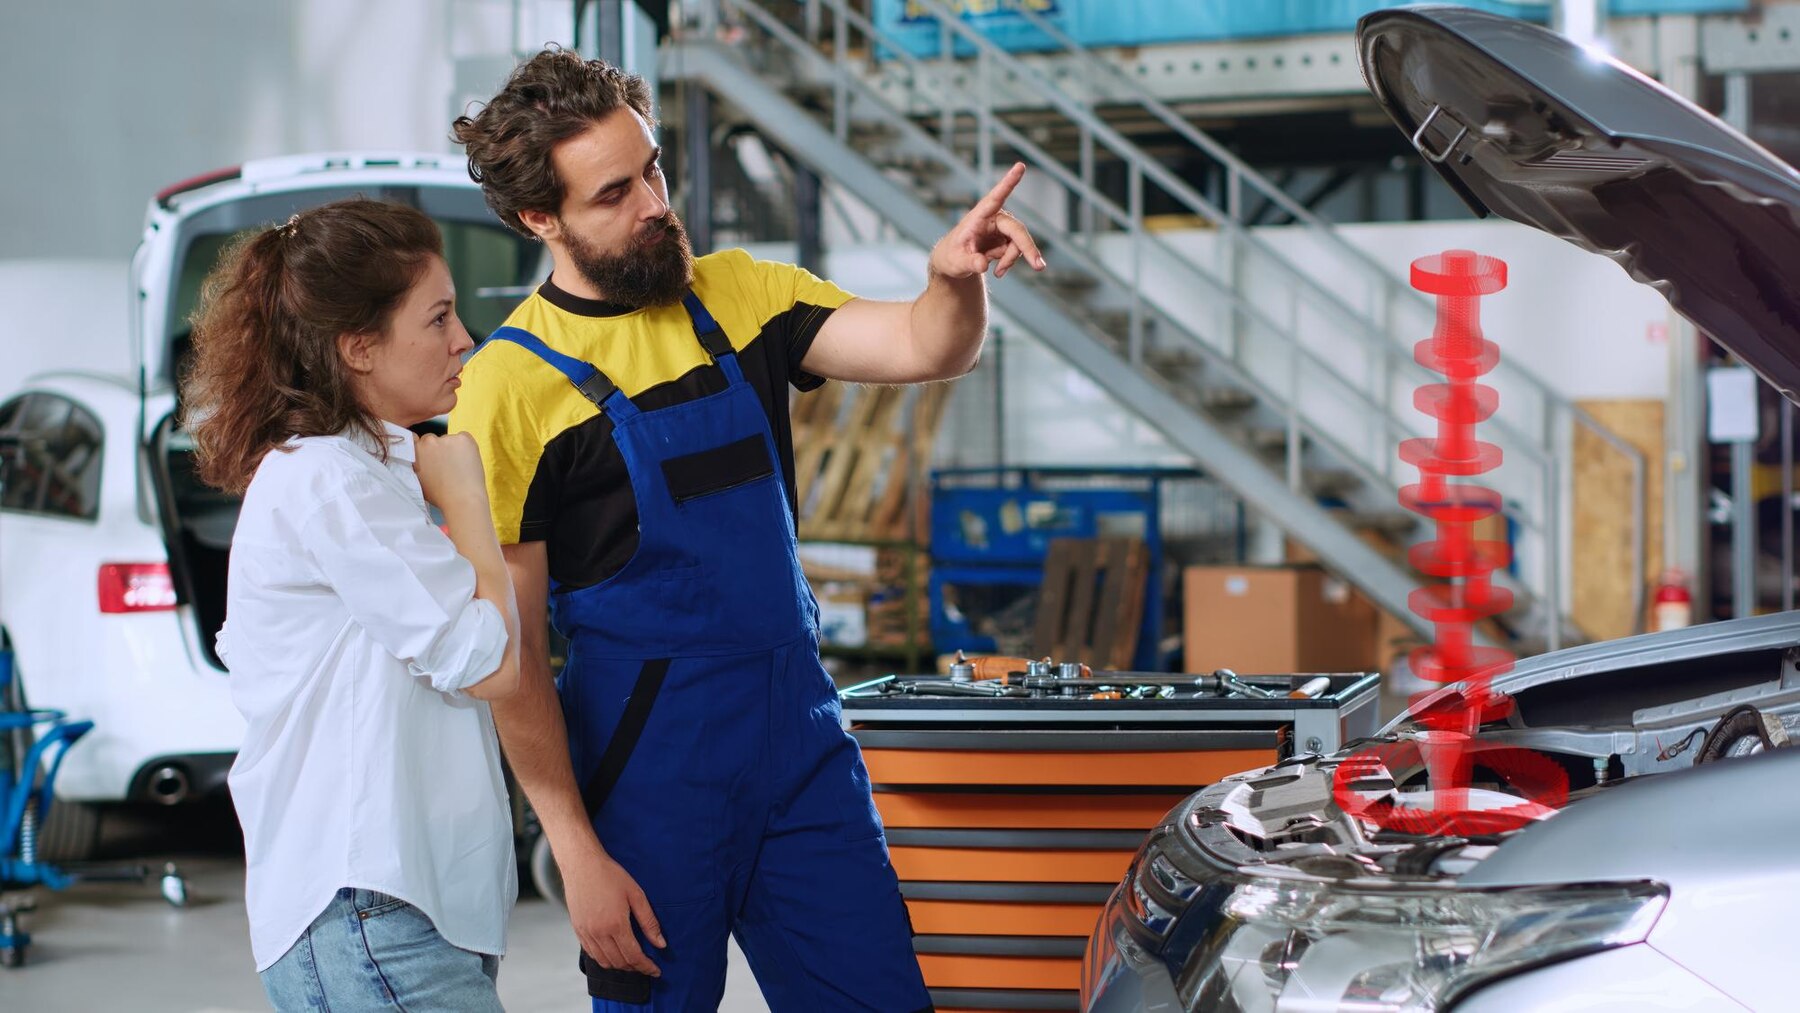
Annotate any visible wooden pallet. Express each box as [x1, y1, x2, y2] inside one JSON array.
[[1032, 536, 1150, 670], [792, 381, 954, 541]]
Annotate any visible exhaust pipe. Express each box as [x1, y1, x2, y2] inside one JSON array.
[[146, 765, 190, 805]]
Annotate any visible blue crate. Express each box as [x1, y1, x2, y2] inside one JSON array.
[[928, 467, 1200, 670], [872, 0, 1749, 59]]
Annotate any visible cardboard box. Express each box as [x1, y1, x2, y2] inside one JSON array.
[[1375, 607, 1423, 671], [1183, 565, 1378, 674]]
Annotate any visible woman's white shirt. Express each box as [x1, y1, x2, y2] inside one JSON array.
[[220, 422, 516, 971]]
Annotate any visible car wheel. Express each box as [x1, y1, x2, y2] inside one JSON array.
[[530, 832, 564, 910]]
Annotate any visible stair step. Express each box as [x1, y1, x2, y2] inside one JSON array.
[[848, 120, 900, 147], [1304, 468, 1363, 498], [1344, 509, 1420, 538], [871, 153, 950, 178], [1035, 268, 1099, 295], [1088, 311, 1168, 349], [1247, 426, 1299, 456], [1196, 385, 1254, 414], [781, 79, 837, 105], [1145, 347, 1201, 374]]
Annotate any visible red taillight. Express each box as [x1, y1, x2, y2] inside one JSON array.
[[98, 563, 178, 614]]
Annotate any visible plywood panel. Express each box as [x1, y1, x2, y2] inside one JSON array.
[[1572, 400, 1665, 642]]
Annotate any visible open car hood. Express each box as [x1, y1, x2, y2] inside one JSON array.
[[1358, 4, 1800, 399]]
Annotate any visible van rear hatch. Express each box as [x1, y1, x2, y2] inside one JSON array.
[[136, 156, 545, 667]]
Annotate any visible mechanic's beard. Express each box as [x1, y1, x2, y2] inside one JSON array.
[[563, 213, 694, 309]]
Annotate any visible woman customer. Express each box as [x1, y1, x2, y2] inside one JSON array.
[[185, 198, 522, 1011]]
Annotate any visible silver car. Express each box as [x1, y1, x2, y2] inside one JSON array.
[[1085, 6, 1800, 1011], [1084, 613, 1800, 1010]]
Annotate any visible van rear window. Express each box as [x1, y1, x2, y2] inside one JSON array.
[[162, 185, 545, 386]]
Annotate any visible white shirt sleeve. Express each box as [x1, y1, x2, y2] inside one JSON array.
[[298, 468, 507, 695]]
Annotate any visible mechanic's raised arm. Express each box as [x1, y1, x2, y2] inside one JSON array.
[[800, 163, 1045, 385], [493, 541, 666, 978]]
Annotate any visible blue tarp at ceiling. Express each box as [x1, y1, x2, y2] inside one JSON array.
[[871, 1, 1750, 59]]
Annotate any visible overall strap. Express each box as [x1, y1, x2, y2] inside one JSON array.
[[484, 326, 637, 419], [680, 293, 745, 385]]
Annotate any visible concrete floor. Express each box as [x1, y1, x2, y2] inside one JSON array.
[[3, 803, 772, 1012]]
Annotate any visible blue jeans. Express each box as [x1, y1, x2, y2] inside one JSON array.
[[260, 888, 502, 1012]]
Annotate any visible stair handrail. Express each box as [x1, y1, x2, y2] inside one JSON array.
[[910, 0, 1647, 635], [785, 0, 1554, 458], [707, 0, 1610, 646]]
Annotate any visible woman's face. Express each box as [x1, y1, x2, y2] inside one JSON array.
[[353, 255, 473, 427]]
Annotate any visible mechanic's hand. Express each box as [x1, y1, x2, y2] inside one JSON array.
[[562, 845, 665, 978], [414, 432, 490, 517], [927, 162, 1047, 281]]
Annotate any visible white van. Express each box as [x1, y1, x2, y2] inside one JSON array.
[[1, 153, 544, 858]]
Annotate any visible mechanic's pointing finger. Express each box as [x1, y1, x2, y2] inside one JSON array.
[[972, 162, 1027, 217]]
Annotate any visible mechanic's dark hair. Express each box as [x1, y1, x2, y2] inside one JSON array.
[[451, 45, 657, 236], [182, 198, 442, 494]]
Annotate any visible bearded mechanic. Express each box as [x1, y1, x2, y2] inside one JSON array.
[[448, 49, 1044, 1010]]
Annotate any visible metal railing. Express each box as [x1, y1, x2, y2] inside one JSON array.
[[701, 0, 1652, 647], [993, 0, 1647, 640]]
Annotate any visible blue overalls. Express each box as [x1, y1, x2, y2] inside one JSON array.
[[486, 295, 931, 1012]]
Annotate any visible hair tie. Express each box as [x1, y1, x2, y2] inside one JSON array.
[[276, 213, 301, 238]]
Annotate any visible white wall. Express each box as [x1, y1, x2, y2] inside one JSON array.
[[1291, 217, 1674, 401], [0, 260, 134, 390], [0, 0, 551, 263], [2, 0, 293, 260]]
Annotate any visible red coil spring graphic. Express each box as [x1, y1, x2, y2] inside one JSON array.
[[1330, 250, 1568, 836]]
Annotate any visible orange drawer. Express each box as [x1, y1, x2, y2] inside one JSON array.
[[918, 953, 1082, 991], [863, 747, 1276, 786], [874, 791, 1187, 830], [891, 846, 1134, 883], [906, 898, 1103, 937]]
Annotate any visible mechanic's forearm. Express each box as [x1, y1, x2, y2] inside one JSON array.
[[491, 646, 607, 860], [906, 266, 988, 379], [495, 543, 603, 858]]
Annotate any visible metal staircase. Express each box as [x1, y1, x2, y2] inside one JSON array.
[[666, 0, 1651, 651]]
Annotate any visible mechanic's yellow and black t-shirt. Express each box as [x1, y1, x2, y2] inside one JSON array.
[[448, 248, 853, 591]]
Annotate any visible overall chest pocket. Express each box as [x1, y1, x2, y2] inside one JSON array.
[[660, 434, 776, 505]]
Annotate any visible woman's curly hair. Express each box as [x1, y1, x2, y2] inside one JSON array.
[[182, 198, 441, 494]]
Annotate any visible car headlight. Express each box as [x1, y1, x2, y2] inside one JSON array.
[[1168, 873, 1667, 1012]]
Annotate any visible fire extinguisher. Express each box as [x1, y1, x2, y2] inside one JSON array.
[[1652, 568, 1692, 632]]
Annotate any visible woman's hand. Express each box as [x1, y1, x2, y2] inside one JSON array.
[[414, 432, 490, 517]]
